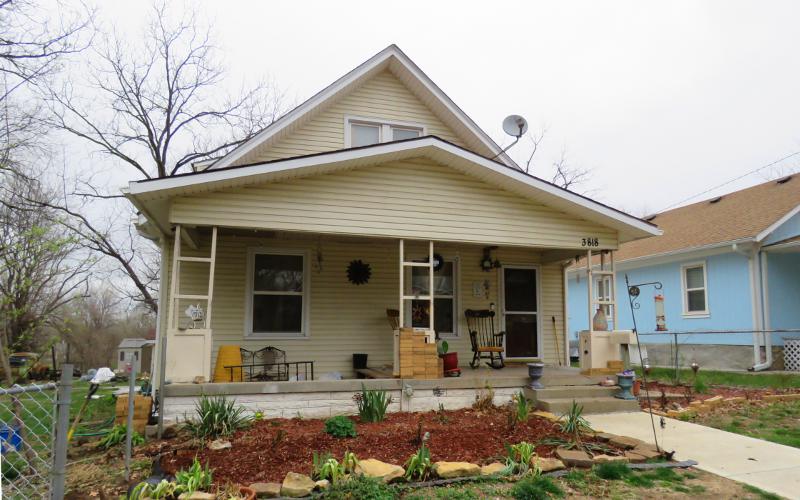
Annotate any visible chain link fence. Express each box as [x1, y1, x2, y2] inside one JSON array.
[[0, 382, 58, 499]]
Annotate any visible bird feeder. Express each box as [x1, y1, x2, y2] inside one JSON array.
[[654, 293, 667, 331]]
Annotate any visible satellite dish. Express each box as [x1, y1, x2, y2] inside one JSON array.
[[502, 115, 528, 138]]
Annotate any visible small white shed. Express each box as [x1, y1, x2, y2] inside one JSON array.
[[117, 338, 155, 374]]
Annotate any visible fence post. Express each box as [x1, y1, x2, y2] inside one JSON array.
[[52, 364, 73, 500], [125, 363, 137, 482]]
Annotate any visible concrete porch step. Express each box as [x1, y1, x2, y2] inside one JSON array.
[[531, 385, 619, 399], [534, 396, 641, 415]]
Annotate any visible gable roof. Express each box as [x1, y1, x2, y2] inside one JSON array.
[[615, 175, 800, 262], [118, 338, 156, 350], [125, 136, 660, 243], [207, 45, 518, 170]]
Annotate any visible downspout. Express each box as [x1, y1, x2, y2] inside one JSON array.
[[752, 250, 773, 371], [561, 261, 572, 367], [732, 243, 771, 370]]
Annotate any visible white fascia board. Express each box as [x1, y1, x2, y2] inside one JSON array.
[[127, 137, 657, 238], [207, 45, 514, 171], [755, 203, 800, 242]]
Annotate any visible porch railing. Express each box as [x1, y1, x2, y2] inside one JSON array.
[[224, 361, 314, 382]]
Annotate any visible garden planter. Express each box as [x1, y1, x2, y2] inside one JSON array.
[[440, 352, 459, 372], [238, 486, 256, 500], [633, 380, 641, 396], [527, 362, 545, 389], [352, 353, 368, 370], [615, 373, 637, 400]]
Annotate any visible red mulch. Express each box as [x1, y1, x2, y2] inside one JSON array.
[[160, 407, 614, 485]]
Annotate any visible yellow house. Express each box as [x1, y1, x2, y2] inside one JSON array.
[[124, 45, 659, 421]]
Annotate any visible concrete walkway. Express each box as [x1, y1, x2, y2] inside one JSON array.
[[586, 412, 800, 500]]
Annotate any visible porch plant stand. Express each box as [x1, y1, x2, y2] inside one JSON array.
[[615, 372, 637, 400], [527, 362, 545, 389]]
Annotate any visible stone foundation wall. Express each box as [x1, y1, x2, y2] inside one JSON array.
[[639, 343, 787, 371], [163, 386, 522, 422]]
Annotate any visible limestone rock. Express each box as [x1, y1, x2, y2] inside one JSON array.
[[192, 375, 206, 384], [434, 461, 481, 479], [249, 482, 282, 498], [536, 457, 565, 473], [555, 448, 593, 468], [161, 423, 179, 439], [608, 435, 643, 450], [281, 472, 316, 498], [704, 395, 723, 406], [592, 454, 629, 464], [594, 432, 617, 442], [208, 439, 232, 451], [315, 479, 330, 490], [480, 462, 507, 476], [532, 410, 560, 422], [178, 493, 215, 500], [354, 458, 405, 483]]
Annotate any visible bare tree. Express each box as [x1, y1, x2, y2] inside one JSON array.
[[42, 1, 283, 312], [524, 127, 547, 173], [550, 147, 591, 191]]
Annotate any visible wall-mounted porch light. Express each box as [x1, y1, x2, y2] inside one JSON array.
[[481, 246, 500, 271]]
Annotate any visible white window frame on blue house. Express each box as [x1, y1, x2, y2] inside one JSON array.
[[681, 261, 709, 317]]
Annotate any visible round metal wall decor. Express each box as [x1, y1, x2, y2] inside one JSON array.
[[347, 259, 371, 285], [428, 253, 445, 272]]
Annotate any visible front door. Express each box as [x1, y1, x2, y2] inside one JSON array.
[[501, 266, 539, 358]]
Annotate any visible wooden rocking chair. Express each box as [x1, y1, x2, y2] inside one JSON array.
[[465, 309, 505, 369]]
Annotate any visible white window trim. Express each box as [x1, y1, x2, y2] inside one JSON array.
[[343, 115, 426, 148], [681, 261, 709, 317], [405, 256, 460, 338], [244, 247, 311, 339]]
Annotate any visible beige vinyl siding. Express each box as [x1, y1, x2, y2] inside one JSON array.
[[166, 232, 566, 378], [171, 159, 618, 250], [244, 71, 466, 164]]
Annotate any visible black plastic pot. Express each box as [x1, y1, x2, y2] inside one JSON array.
[[353, 353, 368, 369]]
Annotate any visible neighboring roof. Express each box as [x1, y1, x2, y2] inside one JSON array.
[[207, 44, 518, 171], [125, 136, 660, 243], [614, 175, 800, 262], [118, 338, 156, 350]]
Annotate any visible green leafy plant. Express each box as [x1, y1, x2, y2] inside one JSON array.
[[437, 340, 449, 355], [505, 442, 540, 475], [174, 457, 213, 494], [559, 401, 592, 446], [183, 395, 252, 440], [127, 480, 177, 500], [324, 415, 357, 438], [510, 475, 564, 499], [513, 391, 531, 423], [312, 451, 359, 484], [98, 424, 145, 450], [354, 384, 392, 423], [693, 376, 709, 394], [324, 474, 395, 499], [404, 432, 432, 481]]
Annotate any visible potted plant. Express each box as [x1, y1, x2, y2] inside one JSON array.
[[437, 340, 458, 373]]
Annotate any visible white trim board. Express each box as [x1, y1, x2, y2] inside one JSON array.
[[756, 203, 800, 242], [206, 45, 517, 171]]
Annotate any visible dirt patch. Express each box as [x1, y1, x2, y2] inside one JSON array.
[[160, 407, 623, 485], [639, 380, 800, 411]]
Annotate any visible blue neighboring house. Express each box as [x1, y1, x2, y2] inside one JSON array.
[[568, 175, 800, 371]]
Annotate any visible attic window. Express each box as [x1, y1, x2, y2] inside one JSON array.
[[345, 116, 425, 148], [777, 175, 793, 184], [709, 196, 722, 204]]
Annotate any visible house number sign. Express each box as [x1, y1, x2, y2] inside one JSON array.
[[581, 237, 600, 247]]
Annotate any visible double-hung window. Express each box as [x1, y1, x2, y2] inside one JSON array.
[[409, 260, 458, 337], [346, 117, 424, 147], [246, 250, 309, 337], [681, 262, 708, 316]]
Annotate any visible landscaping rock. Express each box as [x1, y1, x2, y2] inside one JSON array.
[[354, 458, 405, 483], [161, 423, 179, 439], [249, 482, 281, 498], [315, 479, 330, 490], [704, 395, 723, 406], [434, 461, 481, 479], [536, 457, 565, 472], [208, 439, 232, 451], [281, 472, 316, 498], [532, 410, 560, 422], [192, 375, 206, 384], [555, 448, 593, 468], [608, 435, 643, 450], [724, 396, 746, 404], [480, 462, 507, 476], [594, 432, 617, 442], [178, 493, 215, 500], [593, 454, 629, 464]]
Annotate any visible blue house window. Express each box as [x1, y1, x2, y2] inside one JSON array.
[[681, 262, 708, 316]]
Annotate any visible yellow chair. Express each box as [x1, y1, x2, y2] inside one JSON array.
[[213, 345, 243, 382]]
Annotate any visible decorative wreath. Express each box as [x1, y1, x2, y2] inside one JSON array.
[[428, 253, 445, 272], [347, 259, 372, 285]]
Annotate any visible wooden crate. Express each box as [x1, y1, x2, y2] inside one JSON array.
[[115, 395, 152, 434]]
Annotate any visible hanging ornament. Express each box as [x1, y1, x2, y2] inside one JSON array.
[[346, 260, 371, 285], [654, 293, 667, 331]]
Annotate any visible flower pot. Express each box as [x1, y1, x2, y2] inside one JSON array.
[[633, 380, 641, 397], [527, 362, 545, 389], [615, 373, 637, 400], [352, 353, 368, 370], [440, 352, 458, 372], [239, 486, 256, 500]]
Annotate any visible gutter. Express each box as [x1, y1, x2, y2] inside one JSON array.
[[732, 243, 772, 371]]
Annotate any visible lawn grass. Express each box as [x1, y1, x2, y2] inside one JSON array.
[[636, 366, 800, 389], [698, 400, 800, 449]]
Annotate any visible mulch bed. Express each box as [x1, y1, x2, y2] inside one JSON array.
[[160, 407, 620, 485]]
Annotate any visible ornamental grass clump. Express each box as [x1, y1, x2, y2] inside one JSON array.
[[404, 432, 432, 481], [184, 395, 252, 440], [354, 384, 392, 422], [98, 424, 145, 450], [559, 401, 592, 446]]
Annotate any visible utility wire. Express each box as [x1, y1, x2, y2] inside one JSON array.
[[658, 150, 800, 212]]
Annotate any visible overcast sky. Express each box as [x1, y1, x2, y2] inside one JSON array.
[[92, 1, 800, 216]]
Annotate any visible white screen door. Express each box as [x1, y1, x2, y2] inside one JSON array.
[[502, 266, 539, 358]]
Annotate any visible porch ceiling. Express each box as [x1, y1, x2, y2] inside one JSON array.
[[124, 137, 660, 243]]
